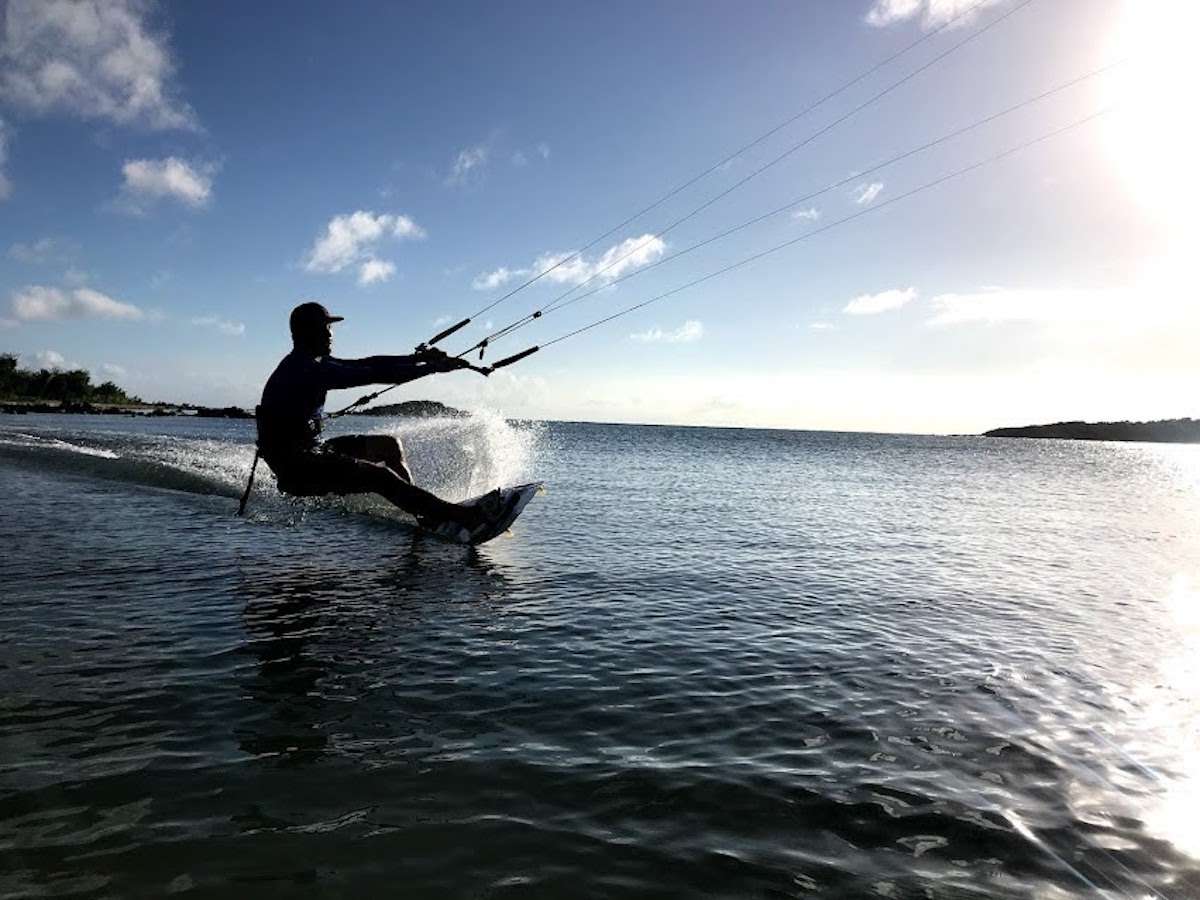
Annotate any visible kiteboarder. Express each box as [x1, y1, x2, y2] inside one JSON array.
[[256, 301, 514, 536]]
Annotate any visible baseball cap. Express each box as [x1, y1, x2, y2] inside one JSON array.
[[289, 301, 344, 335]]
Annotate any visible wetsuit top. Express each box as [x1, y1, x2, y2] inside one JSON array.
[[256, 350, 431, 457]]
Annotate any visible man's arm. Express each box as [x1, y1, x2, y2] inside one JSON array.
[[316, 350, 470, 391]]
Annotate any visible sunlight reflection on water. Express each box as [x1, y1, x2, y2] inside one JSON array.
[[1144, 575, 1200, 862]]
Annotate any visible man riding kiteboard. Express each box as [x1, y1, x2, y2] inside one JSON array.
[[255, 301, 517, 538]]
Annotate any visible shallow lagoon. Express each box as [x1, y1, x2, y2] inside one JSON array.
[[2, 414, 1198, 898]]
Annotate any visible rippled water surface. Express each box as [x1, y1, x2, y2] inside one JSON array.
[[2, 413, 1199, 898]]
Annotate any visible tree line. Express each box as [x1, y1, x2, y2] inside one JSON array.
[[0, 353, 142, 404]]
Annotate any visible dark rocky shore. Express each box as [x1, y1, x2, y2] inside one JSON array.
[[985, 418, 1200, 443]]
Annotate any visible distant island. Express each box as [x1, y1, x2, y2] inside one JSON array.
[[353, 400, 467, 418], [984, 418, 1200, 443]]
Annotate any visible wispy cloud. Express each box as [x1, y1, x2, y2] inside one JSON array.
[[304, 211, 425, 284], [473, 234, 667, 292], [100, 362, 127, 377], [512, 143, 550, 168], [865, 0, 1002, 30], [809, 321, 836, 330], [631, 320, 704, 344], [0, 0, 197, 130], [11, 285, 144, 322], [844, 286, 917, 315], [446, 144, 488, 186], [357, 258, 396, 286], [792, 207, 821, 222], [9, 236, 61, 263], [191, 315, 245, 336], [853, 182, 884, 205], [471, 266, 524, 291], [0, 117, 10, 200]]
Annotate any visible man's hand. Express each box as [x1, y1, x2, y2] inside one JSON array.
[[416, 347, 474, 372]]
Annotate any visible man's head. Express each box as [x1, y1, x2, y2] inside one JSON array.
[[289, 301, 343, 355]]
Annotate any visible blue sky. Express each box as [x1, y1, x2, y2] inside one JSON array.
[[0, 0, 1193, 432]]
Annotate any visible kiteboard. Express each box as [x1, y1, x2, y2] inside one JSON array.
[[418, 482, 543, 545]]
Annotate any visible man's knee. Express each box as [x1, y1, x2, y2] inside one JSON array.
[[385, 434, 404, 455]]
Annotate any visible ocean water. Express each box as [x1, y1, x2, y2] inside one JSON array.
[[1, 412, 1198, 899]]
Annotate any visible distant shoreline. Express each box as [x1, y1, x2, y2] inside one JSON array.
[[5, 404, 1198, 443], [984, 418, 1200, 443], [0, 400, 254, 418], [0, 398, 467, 420]]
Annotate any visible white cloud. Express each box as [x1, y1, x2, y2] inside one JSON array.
[[511, 150, 528, 167], [358, 258, 396, 286], [537, 142, 550, 159], [844, 286, 917, 315], [0, 0, 197, 130], [100, 362, 127, 377], [446, 144, 488, 186], [19, 348, 84, 371], [792, 207, 821, 222], [809, 321, 836, 330], [11, 284, 144, 321], [471, 266, 524, 291], [865, 0, 1002, 29], [631, 320, 704, 344], [304, 210, 425, 278], [191, 315, 244, 336], [853, 182, 884, 205], [32, 349, 68, 369], [119, 157, 215, 210], [473, 234, 667, 292], [0, 117, 10, 199]]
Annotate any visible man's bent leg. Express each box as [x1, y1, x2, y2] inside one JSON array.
[[268, 447, 478, 526], [341, 459, 481, 526]]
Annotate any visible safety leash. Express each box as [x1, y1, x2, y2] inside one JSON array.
[[237, 448, 259, 517]]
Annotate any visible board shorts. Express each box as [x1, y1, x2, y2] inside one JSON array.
[[261, 435, 395, 497]]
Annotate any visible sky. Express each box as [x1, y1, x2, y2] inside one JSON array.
[[0, 0, 1194, 433]]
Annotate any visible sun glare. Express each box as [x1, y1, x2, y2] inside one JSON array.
[[1104, 1, 1200, 242]]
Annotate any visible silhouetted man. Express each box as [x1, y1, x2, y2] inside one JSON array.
[[257, 301, 505, 535]]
